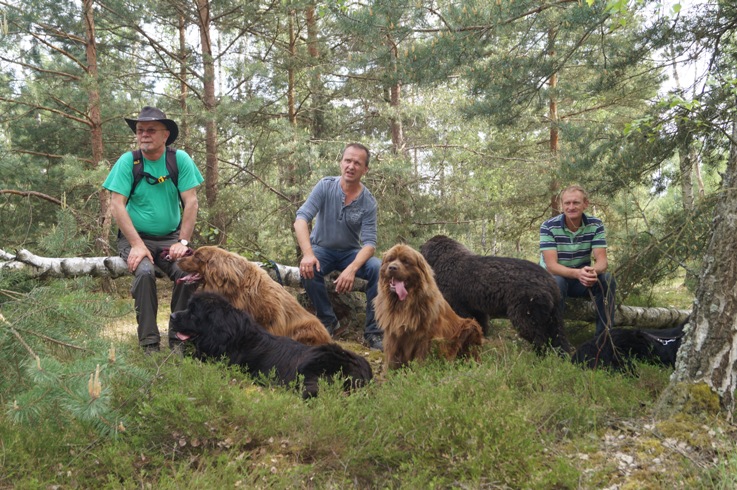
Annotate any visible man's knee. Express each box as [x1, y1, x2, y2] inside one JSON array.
[[598, 272, 616, 293], [134, 260, 157, 279], [363, 257, 381, 283]]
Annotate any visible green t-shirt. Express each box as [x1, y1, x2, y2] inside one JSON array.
[[103, 149, 204, 236]]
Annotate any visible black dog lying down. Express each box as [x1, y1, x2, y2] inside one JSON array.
[[170, 292, 373, 398], [572, 321, 687, 372]]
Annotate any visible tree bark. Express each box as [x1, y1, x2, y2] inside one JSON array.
[[387, 32, 404, 155], [195, 0, 224, 242], [306, 3, 325, 139], [658, 119, 737, 419], [83, 0, 112, 257], [547, 27, 560, 216], [677, 118, 695, 212], [178, 12, 190, 150], [2, 248, 689, 328]]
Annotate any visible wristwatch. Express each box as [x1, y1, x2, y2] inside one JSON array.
[[178, 239, 189, 247]]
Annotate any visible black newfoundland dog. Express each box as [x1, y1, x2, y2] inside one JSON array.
[[572, 321, 687, 372], [420, 235, 571, 354], [170, 292, 373, 398]]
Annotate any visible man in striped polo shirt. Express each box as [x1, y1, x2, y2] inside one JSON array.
[[540, 185, 616, 337]]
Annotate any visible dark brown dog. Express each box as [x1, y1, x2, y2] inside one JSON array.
[[420, 235, 571, 354]]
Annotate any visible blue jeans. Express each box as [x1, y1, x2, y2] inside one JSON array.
[[553, 273, 616, 337], [302, 245, 382, 338]]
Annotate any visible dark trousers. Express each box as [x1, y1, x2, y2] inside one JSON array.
[[553, 272, 616, 337], [117, 232, 198, 347]]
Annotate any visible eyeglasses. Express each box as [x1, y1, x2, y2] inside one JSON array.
[[136, 128, 167, 136]]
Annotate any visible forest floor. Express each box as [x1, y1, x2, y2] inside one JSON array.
[[100, 277, 737, 489]]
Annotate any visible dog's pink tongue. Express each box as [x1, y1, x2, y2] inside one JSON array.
[[392, 279, 408, 301], [176, 273, 201, 285]]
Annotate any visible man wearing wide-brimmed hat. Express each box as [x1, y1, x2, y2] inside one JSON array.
[[103, 107, 204, 354]]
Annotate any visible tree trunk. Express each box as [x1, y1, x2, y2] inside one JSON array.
[[178, 12, 190, 150], [547, 28, 560, 216], [387, 33, 404, 155], [658, 119, 737, 419], [287, 10, 297, 127], [83, 0, 112, 257], [195, 0, 224, 242], [2, 248, 689, 329], [672, 50, 697, 212], [306, 4, 325, 139], [677, 119, 695, 212]]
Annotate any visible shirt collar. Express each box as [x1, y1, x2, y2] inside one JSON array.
[[557, 213, 590, 230]]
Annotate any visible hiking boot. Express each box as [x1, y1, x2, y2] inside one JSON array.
[[142, 343, 160, 355], [327, 321, 347, 339], [365, 334, 383, 351]]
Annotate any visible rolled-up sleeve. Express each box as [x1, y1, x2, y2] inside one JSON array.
[[296, 179, 325, 223], [360, 201, 377, 248]]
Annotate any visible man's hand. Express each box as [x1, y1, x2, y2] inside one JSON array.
[[299, 254, 320, 280], [578, 266, 598, 287], [127, 244, 153, 273], [167, 241, 190, 260], [334, 268, 357, 294]]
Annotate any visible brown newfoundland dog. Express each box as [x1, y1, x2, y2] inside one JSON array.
[[177, 246, 331, 346], [420, 235, 571, 355], [171, 292, 372, 399], [374, 244, 484, 371]]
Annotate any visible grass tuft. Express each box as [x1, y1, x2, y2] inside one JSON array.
[[0, 277, 733, 488]]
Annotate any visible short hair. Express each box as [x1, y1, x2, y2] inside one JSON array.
[[343, 143, 371, 167], [559, 185, 589, 203]]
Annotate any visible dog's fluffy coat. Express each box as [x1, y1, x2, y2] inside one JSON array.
[[170, 292, 372, 398], [374, 244, 484, 371], [420, 235, 571, 354], [572, 322, 686, 372], [177, 246, 331, 345]]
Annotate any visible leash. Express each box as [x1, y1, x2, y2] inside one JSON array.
[[267, 260, 284, 286]]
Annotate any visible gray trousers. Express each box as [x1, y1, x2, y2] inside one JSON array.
[[117, 231, 198, 347]]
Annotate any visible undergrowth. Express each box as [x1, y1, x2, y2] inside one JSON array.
[[0, 275, 733, 489]]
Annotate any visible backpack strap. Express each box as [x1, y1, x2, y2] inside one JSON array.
[[164, 147, 179, 189], [129, 147, 181, 206]]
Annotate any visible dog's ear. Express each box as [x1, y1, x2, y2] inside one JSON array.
[[205, 260, 231, 288], [204, 251, 246, 288], [413, 248, 436, 282]]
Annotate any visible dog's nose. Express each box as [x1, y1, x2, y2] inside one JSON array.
[[388, 264, 398, 272]]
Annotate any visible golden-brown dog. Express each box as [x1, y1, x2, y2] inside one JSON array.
[[177, 246, 331, 345], [374, 244, 484, 371]]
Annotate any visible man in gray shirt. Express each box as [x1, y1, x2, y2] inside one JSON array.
[[294, 143, 383, 350]]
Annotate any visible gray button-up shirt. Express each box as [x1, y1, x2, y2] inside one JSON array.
[[296, 177, 378, 250]]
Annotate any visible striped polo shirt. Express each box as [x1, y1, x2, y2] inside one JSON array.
[[539, 213, 607, 269]]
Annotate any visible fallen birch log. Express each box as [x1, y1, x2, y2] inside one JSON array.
[[1, 248, 689, 328]]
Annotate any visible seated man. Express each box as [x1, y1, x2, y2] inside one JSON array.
[[293, 143, 383, 350], [540, 185, 616, 337]]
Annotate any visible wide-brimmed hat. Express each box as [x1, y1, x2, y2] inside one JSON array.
[[125, 106, 179, 146]]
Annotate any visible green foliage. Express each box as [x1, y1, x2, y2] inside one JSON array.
[[0, 276, 731, 488], [608, 192, 714, 302], [37, 209, 92, 257], [0, 277, 143, 439]]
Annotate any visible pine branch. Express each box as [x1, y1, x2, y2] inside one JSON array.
[[1, 313, 40, 361]]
